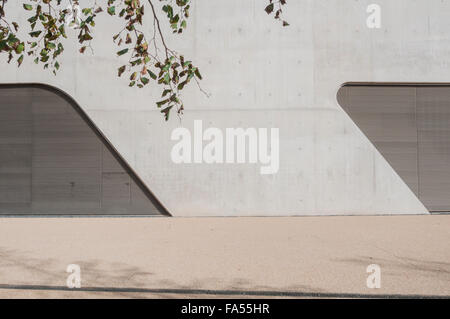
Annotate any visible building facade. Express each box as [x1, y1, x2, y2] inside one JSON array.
[[1, 0, 449, 216]]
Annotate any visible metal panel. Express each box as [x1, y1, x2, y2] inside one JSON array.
[[101, 147, 132, 214], [0, 173, 31, 203], [417, 87, 450, 212], [32, 167, 102, 214], [0, 88, 32, 214], [341, 86, 420, 196], [101, 146, 162, 215], [0, 144, 32, 212], [130, 180, 162, 215], [0, 88, 33, 121], [0, 85, 167, 216], [30, 88, 103, 214]]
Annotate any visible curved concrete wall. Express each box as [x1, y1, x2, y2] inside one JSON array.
[[2, 0, 447, 216]]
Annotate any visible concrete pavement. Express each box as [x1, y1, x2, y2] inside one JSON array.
[[0, 215, 449, 298]]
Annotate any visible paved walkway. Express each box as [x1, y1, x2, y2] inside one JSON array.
[[0, 215, 449, 298]]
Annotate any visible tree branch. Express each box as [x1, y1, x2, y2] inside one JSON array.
[[147, 0, 169, 59]]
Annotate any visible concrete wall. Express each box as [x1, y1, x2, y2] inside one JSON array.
[[2, 0, 448, 216]]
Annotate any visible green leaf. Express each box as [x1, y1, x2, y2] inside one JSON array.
[[15, 43, 24, 54], [23, 4, 33, 11], [118, 65, 126, 77], [82, 8, 92, 15], [17, 54, 24, 67], [27, 16, 37, 24], [107, 6, 116, 15], [194, 68, 202, 80], [156, 99, 169, 108], [177, 81, 187, 90], [29, 31, 42, 38], [265, 3, 274, 14], [161, 105, 173, 121], [117, 48, 129, 56], [59, 25, 67, 38], [163, 73, 170, 84], [147, 70, 157, 80]]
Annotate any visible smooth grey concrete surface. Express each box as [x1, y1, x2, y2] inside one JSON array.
[[0, 215, 448, 298], [2, 0, 443, 216]]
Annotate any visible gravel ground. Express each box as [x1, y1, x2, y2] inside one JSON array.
[[0, 215, 448, 298]]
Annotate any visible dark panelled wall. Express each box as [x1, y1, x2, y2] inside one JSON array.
[[0, 85, 168, 216], [417, 88, 450, 212], [338, 85, 450, 212]]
